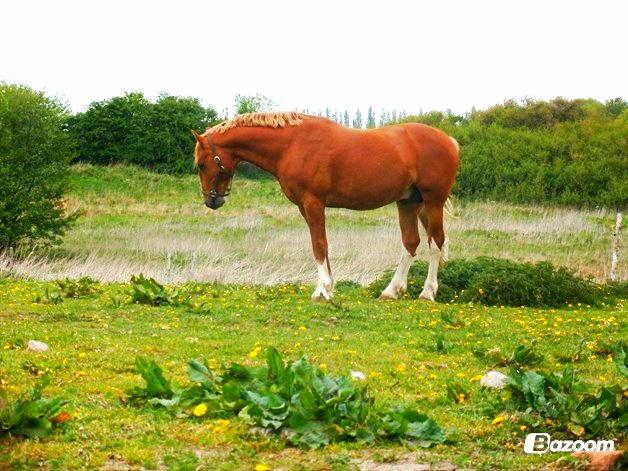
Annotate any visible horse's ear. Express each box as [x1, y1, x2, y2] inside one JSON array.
[[191, 130, 204, 144]]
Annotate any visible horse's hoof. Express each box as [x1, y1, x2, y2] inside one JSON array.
[[419, 289, 435, 302], [311, 288, 332, 302], [379, 292, 397, 300]]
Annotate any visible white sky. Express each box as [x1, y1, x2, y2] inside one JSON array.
[[1, 0, 626, 115]]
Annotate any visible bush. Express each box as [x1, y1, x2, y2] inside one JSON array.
[[367, 257, 604, 307], [397, 97, 628, 208], [0, 83, 74, 251], [69, 92, 219, 173], [0, 374, 69, 439], [128, 347, 446, 449]]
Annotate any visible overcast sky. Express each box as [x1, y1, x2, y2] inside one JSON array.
[[1, 0, 626, 115]]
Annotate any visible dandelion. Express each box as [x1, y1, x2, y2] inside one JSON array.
[[395, 363, 407, 373], [458, 393, 466, 403], [193, 403, 208, 417], [492, 416, 504, 426], [299, 326, 307, 331], [478, 288, 484, 294], [319, 363, 328, 370], [212, 419, 230, 433], [249, 346, 262, 359], [520, 425, 527, 431], [255, 465, 271, 471]]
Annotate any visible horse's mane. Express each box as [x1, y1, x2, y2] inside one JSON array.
[[205, 111, 308, 135]]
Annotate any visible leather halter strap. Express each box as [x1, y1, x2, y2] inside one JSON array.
[[202, 138, 233, 199]]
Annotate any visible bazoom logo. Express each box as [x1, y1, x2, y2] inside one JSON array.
[[524, 433, 615, 454]]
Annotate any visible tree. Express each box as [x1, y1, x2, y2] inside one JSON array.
[[379, 109, 389, 127], [343, 110, 350, 127], [352, 109, 363, 128], [0, 83, 74, 251], [366, 106, 376, 128], [69, 92, 217, 173], [234, 94, 274, 114]]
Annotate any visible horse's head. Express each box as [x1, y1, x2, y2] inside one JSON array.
[[192, 131, 235, 210]]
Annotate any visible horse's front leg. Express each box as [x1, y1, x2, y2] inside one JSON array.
[[299, 198, 333, 301]]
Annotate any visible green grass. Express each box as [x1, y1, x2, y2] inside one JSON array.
[[0, 164, 626, 468], [0, 278, 625, 469]]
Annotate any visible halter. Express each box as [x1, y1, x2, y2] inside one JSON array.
[[202, 139, 233, 200]]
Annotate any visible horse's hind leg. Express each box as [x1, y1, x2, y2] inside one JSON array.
[[419, 205, 448, 262], [419, 202, 446, 301], [380, 202, 421, 300]]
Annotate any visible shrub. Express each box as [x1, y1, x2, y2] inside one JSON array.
[[398, 97, 628, 208], [495, 352, 627, 439], [367, 257, 601, 307], [0, 83, 74, 251], [129, 274, 188, 307], [56, 276, 101, 298], [127, 348, 446, 449], [69, 92, 219, 173], [0, 374, 69, 439]]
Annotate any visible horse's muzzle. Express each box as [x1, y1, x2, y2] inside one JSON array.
[[205, 196, 225, 210]]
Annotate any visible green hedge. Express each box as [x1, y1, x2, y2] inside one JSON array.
[[69, 92, 218, 173], [398, 97, 628, 208]]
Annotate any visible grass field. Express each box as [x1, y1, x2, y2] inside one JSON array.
[[0, 165, 626, 470], [0, 278, 625, 469], [0, 164, 624, 284]]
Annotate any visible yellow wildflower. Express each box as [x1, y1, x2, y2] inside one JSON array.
[[458, 393, 466, 403], [299, 326, 307, 331], [492, 416, 504, 426], [520, 425, 527, 431], [212, 419, 230, 433], [478, 288, 484, 294], [193, 403, 208, 417], [319, 363, 327, 370], [249, 346, 262, 359], [395, 363, 407, 373], [255, 465, 271, 471]]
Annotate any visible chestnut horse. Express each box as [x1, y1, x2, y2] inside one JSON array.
[[192, 112, 459, 301]]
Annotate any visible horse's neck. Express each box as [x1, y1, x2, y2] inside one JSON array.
[[217, 127, 288, 177]]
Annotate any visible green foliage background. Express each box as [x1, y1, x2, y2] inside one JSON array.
[[0, 83, 74, 251], [68, 92, 219, 173], [395, 98, 628, 208]]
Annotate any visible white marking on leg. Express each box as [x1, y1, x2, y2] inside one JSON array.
[[311, 259, 333, 301], [380, 250, 414, 299], [442, 235, 449, 263], [419, 243, 442, 301]]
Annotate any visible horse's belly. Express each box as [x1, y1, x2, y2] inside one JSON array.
[[326, 188, 403, 210]]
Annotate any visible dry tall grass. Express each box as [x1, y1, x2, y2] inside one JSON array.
[[1, 200, 623, 285]]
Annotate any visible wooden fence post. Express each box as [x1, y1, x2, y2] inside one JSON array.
[[610, 212, 622, 281]]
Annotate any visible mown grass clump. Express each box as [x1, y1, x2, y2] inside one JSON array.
[[367, 257, 614, 307]]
